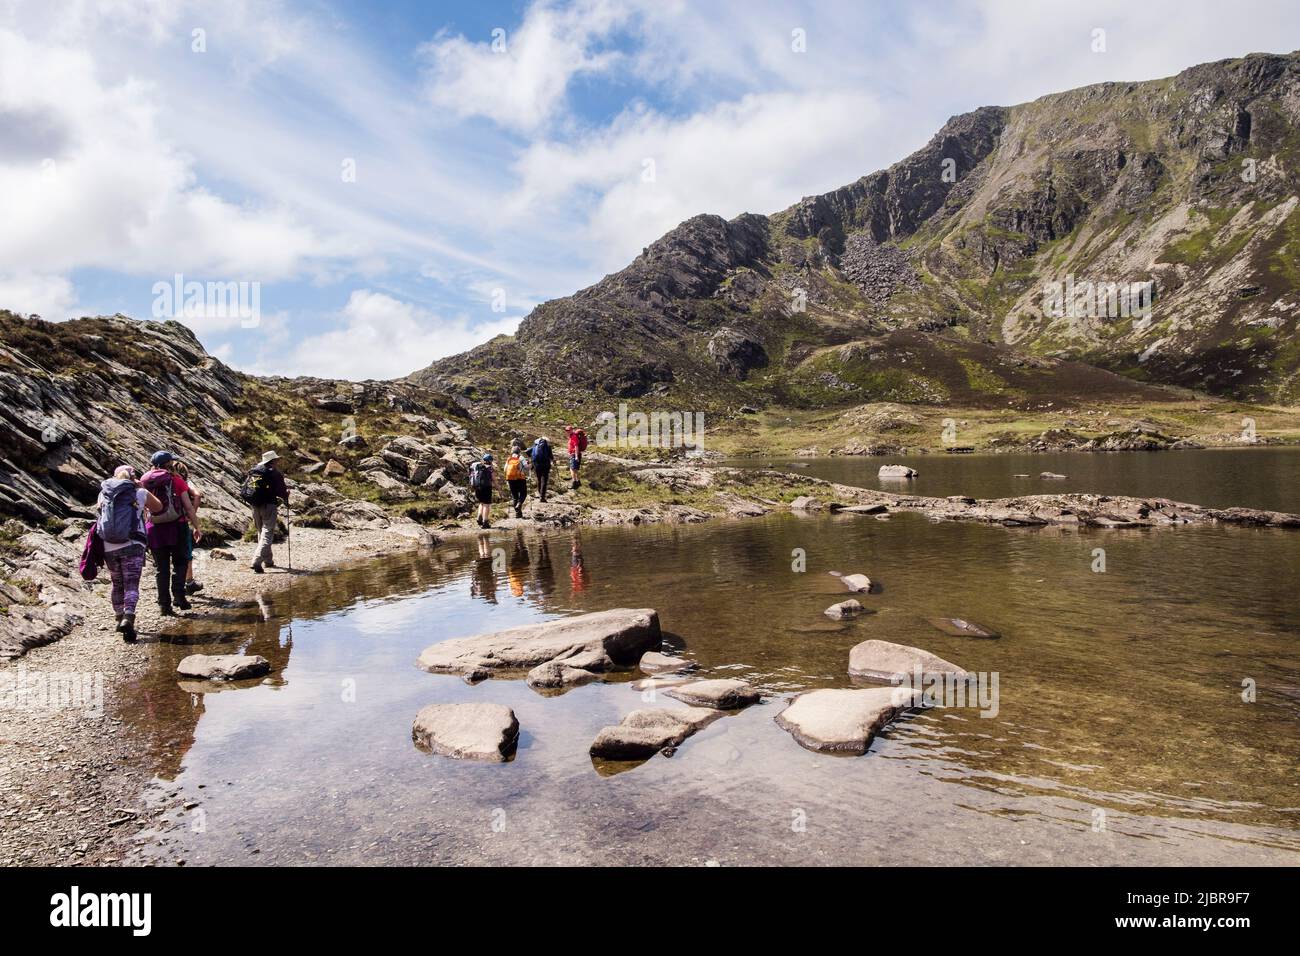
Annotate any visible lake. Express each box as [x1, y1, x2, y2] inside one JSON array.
[[115, 449, 1300, 865], [731, 446, 1300, 513]]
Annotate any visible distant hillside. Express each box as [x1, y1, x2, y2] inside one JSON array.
[[413, 51, 1300, 411]]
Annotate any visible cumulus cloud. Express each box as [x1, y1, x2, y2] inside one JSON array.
[[0, 273, 78, 320], [510, 90, 883, 269], [418, 0, 627, 132], [270, 290, 521, 380], [0, 27, 338, 285]]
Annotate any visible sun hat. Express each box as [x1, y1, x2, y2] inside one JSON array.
[[259, 450, 282, 466], [150, 450, 174, 467]]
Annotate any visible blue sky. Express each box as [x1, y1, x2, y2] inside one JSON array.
[[3, 0, 1300, 379]]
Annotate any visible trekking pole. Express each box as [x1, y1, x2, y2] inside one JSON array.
[[285, 504, 292, 571]]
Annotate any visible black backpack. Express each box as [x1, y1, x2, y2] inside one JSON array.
[[240, 466, 276, 506]]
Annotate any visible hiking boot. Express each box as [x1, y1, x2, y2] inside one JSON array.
[[251, 562, 264, 574], [185, 581, 204, 594], [121, 615, 136, 643], [114, 615, 125, 633], [159, 605, 176, 617], [175, 597, 192, 611], [514, 508, 523, 519]]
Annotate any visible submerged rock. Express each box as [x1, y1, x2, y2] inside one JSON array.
[[412, 703, 519, 762], [929, 617, 1000, 639], [629, 675, 695, 693], [824, 599, 866, 619], [590, 707, 720, 760], [175, 654, 270, 681], [639, 651, 697, 675], [840, 573, 873, 593], [775, 686, 921, 755], [847, 639, 966, 681], [416, 608, 661, 681], [665, 678, 761, 710]]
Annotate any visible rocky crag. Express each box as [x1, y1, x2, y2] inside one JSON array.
[[415, 52, 1300, 413]]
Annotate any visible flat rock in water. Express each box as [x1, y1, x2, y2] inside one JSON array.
[[840, 573, 873, 593], [848, 639, 967, 681], [590, 707, 720, 760], [878, 465, 917, 478], [629, 675, 695, 693], [525, 659, 601, 688], [416, 608, 661, 680], [775, 687, 920, 755], [412, 703, 519, 762], [838, 503, 889, 515], [1040, 472, 1068, 479], [639, 651, 697, 675], [665, 678, 761, 710], [175, 654, 270, 681], [825, 599, 866, 619], [789, 496, 821, 511], [928, 617, 1000, 639]]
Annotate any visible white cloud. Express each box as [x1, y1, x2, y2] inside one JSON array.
[[269, 290, 521, 380], [418, 0, 627, 132], [0, 273, 77, 319], [0, 28, 337, 283], [510, 90, 883, 269]]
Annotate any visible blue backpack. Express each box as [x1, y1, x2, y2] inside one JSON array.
[[531, 438, 553, 468], [98, 478, 142, 545]]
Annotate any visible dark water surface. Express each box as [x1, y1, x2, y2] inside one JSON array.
[[115, 455, 1300, 865], [733, 446, 1300, 513]]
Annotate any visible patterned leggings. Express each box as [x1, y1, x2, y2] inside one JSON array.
[[105, 546, 146, 616]]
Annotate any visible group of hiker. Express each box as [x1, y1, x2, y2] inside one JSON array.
[[84, 423, 588, 640], [85, 448, 291, 642], [468, 425, 588, 528]]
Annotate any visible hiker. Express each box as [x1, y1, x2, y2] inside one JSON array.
[[529, 434, 554, 502], [564, 425, 588, 490], [97, 465, 163, 642], [504, 440, 530, 518], [469, 453, 496, 528], [142, 451, 202, 616], [241, 450, 290, 573], [175, 461, 203, 594]]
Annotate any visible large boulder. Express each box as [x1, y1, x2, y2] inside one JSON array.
[[847, 639, 966, 681], [775, 686, 920, 754], [589, 707, 720, 760], [878, 464, 917, 478], [416, 608, 662, 681], [411, 703, 519, 761], [665, 678, 760, 710], [176, 654, 270, 681], [707, 328, 769, 380]]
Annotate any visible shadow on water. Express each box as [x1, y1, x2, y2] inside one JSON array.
[[104, 501, 1300, 866]]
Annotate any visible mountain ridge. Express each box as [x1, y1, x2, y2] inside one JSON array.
[[413, 50, 1300, 411]]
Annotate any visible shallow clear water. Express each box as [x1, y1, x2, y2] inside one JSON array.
[[113, 453, 1300, 866], [733, 446, 1300, 513]]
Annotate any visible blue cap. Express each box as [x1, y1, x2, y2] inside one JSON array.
[[483, 453, 493, 462], [150, 450, 174, 467]]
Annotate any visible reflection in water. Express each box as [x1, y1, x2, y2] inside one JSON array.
[[107, 505, 1300, 866]]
